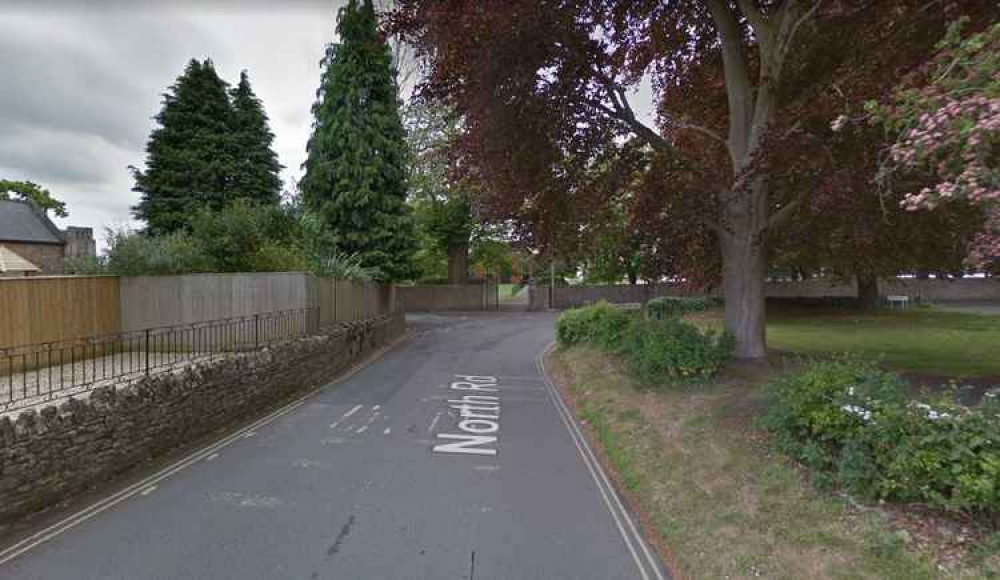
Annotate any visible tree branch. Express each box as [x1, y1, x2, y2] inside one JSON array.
[[767, 191, 807, 229], [734, 0, 768, 37], [705, 0, 754, 166]]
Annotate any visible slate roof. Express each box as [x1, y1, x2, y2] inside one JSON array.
[[0, 199, 64, 244], [0, 245, 41, 273]]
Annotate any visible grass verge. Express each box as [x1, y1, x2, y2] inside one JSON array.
[[546, 345, 1000, 579]]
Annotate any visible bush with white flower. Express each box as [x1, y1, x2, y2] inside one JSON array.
[[764, 359, 1000, 517]]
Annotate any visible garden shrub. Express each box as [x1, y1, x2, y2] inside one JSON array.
[[645, 296, 721, 320], [555, 301, 632, 350], [764, 359, 1000, 516], [622, 317, 733, 382]]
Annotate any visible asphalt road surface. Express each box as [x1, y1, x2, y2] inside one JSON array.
[[0, 312, 665, 580]]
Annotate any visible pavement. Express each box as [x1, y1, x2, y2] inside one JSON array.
[[0, 312, 665, 580]]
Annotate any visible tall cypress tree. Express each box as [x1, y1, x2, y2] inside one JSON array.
[[132, 59, 238, 234], [230, 71, 283, 205], [300, 0, 416, 281]]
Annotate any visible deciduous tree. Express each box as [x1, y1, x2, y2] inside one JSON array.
[[0, 179, 67, 217], [391, 0, 995, 357]]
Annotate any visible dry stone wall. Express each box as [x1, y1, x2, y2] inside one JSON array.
[[0, 312, 404, 524]]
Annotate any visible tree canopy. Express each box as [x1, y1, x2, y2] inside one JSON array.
[[301, 0, 417, 282], [391, 0, 998, 357], [0, 179, 68, 217], [132, 60, 282, 235], [230, 70, 284, 206]]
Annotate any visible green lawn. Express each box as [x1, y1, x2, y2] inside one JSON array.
[[688, 306, 1000, 377], [498, 283, 520, 298]]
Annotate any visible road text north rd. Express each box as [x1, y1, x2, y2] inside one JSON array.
[[432, 375, 500, 456]]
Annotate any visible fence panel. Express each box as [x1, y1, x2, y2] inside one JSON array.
[[0, 276, 121, 349]]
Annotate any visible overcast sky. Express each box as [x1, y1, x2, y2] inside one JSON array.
[[1, 2, 655, 249]]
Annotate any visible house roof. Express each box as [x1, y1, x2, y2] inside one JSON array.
[[0, 199, 64, 244], [0, 245, 41, 273]]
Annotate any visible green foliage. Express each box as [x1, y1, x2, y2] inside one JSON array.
[[312, 251, 378, 281], [404, 101, 475, 278], [86, 201, 379, 279], [556, 302, 732, 382], [555, 301, 632, 349], [229, 70, 283, 206], [764, 359, 1000, 515], [63, 255, 105, 275], [101, 229, 206, 276], [645, 296, 722, 320], [186, 200, 304, 273], [470, 238, 512, 277], [132, 61, 281, 235], [623, 317, 734, 382], [132, 59, 238, 234], [0, 179, 68, 217], [300, 0, 416, 282]]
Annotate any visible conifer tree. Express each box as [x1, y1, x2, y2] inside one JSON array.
[[132, 59, 238, 234], [230, 71, 283, 205], [300, 0, 416, 281]]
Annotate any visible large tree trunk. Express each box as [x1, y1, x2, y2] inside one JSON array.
[[856, 274, 879, 311], [721, 231, 768, 360], [447, 241, 469, 285]]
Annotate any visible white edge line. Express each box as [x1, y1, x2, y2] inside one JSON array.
[[537, 342, 667, 580], [0, 338, 404, 566]]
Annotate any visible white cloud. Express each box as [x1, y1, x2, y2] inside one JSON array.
[[0, 2, 343, 236]]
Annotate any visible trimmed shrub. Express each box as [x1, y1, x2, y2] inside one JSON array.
[[764, 359, 1000, 515], [623, 317, 733, 382], [645, 296, 721, 320], [555, 301, 632, 350]]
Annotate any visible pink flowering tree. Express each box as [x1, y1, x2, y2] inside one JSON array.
[[868, 20, 999, 269]]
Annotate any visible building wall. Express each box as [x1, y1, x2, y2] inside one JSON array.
[[2, 242, 65, 275], [62, 227, 96, 259]]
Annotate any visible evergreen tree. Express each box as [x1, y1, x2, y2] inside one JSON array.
[[300, 0, 416, 281], [132, 59, 238, 234], [230, 71, 283, 205]]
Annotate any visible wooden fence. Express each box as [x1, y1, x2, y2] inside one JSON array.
[[0, 276, 121, 348], [1, 273, 398, 349]]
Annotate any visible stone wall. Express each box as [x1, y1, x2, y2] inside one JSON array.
[[531, 278, 1000, 309], [398, 284, 491, 311], [62, 227, 96, 259], [2, 242, 65, 275], [0, 312, 404, 524]]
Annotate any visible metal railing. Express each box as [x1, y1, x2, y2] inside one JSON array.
[[0, 308, 319, 414]]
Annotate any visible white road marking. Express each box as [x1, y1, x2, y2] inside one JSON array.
[[427, 411, 443, 434], [204, 453, 219, 462], [243, 431, 257, 438], [139, 486, 157, 496], [0, 338, 406, 567], [341, 404, 364, 420], [473, 464, 499, 471], [537, 343, 666, 580], [383, 427, 391, 435]]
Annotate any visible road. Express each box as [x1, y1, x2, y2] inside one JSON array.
[[0, 312, 664, 580]]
